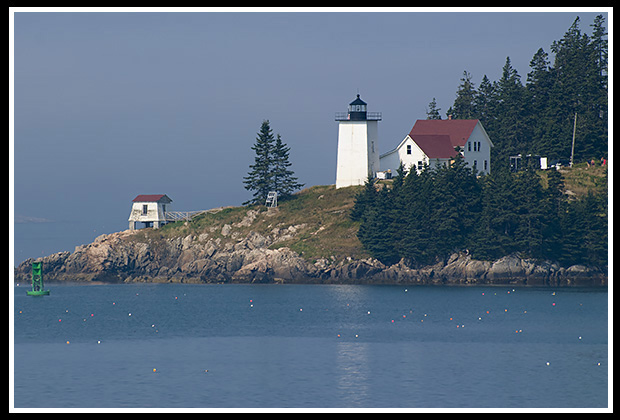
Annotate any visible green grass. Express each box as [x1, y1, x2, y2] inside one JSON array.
[[538, 163, 608, 198], [129, 185, 370, 264]]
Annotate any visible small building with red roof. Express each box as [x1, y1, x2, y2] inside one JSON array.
[[128, 194, 172, 230], [379, 118, 493, 176]]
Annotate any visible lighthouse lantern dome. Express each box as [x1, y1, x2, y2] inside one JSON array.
[[348, 94, 367, 120]]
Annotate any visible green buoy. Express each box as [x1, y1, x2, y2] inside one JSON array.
[[27, 261, 49, 296]]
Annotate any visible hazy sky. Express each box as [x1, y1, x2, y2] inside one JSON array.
[[11, 8, 609, 264]]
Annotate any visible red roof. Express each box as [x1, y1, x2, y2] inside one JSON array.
[[132, 194, 172, 203], [411, 134, 458, 159], [409, 119, 479, 149]]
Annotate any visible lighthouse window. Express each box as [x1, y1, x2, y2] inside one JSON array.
[[361, 105, 366, 112]]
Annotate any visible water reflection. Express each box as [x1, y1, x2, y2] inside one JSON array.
[[336, 340, 370, 406]]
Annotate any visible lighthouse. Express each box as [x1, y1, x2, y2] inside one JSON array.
[[335, 94, 382, 189]]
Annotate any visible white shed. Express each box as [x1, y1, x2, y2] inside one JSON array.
[[128, 194, 172, 230]]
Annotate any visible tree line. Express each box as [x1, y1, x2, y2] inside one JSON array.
[[426, 15, 608, 166], [351, 15, 609, 269], [351, 157, 607, 269]]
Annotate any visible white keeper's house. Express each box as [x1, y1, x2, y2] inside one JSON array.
[[380, 118, 494, 176]]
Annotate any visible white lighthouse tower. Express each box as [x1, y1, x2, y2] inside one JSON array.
[[335, 94, 382, 189]]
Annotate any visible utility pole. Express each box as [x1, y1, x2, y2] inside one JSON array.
[[570, 112, 577, 168]]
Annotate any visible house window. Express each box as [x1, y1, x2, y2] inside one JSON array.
[[473, 160, 478, 169], [468, 142, 471, 152], [407, 145, 412, 155], [484, 160, 488, 171], [417, 161, 423, 170], [142, 205, 148, 215]]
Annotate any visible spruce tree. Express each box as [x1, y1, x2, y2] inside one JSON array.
[[272, 134, 304, 200], [244, 120, 303, 205], [350, 176, 378, 222], [495, 57, 528, 157], [472, 166, 519, 260], [452, 71, 477, 119], [425, 97, 442, 120], [243, 120, 275, 205], [474, 74, 497, 128], [511, 169, 546, 259], [526, 48, 555, 156]]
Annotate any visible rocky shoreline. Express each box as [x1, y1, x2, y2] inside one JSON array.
[[14, 216, 607, 287]]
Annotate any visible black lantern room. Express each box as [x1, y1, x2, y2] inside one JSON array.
[[348, 94, 367, 120], [335, 94, 381, 122]]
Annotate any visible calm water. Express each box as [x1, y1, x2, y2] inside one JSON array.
[[12, 283, 608, 408]]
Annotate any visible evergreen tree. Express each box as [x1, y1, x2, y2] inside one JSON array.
[[526, 48, 556, 157], [243, 120, 303, 205], [511, 169, 546, 258], [559, 191, 607, 268], [399, 164, 436, 266], [472, 166, 519, 260], [243, 120, 275, 205], [429, 153, 482, 256], [540, 167, 565, 261], [589, 14, 608, 83], [546, 16, 608, 161], [451, 71, 477, 119], [580, 192, 607, 268], [350, 176, 378, 222], [474, 74, 497, 129], [272, 134, 304, 200], [356, 188, 401, 266], [425, 97, 442, 120], [494, 57, 528, 158], [585, 15, 608, 160]]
